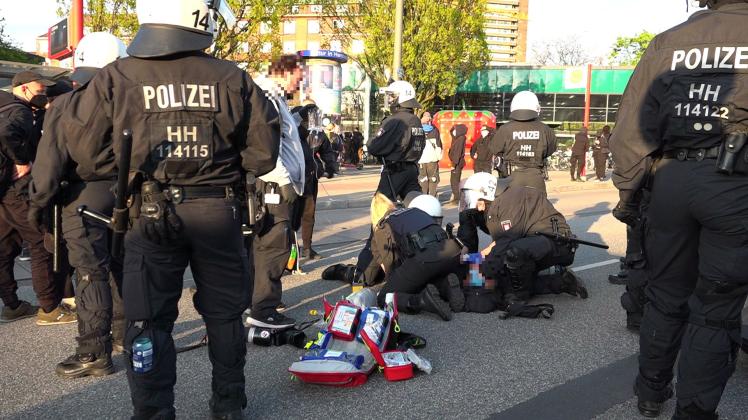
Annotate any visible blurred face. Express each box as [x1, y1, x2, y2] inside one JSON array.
[[282, 67, 303, 93]]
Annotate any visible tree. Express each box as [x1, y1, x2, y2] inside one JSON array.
[[323, 0, 489, 111], [609, 31, 655, 66], [54, 0, 289, 71], [212, 0, 294, 71], [0, 14, 44, 64], [56, 0, 138, 38], [531, 36, 590, 66]]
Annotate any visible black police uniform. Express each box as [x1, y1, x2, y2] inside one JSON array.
[[609, 4, 748, 417], [479, 183, 582, 316], [292, 127, 336, 254], [471, 131, 494, 174], [353, 108, 425, 285], [30, 89, 125, 366], [61, 51, 280, 417], [489, 117, 557, 193], [615, 189, 651, 331], [371, 207, 462, 313]]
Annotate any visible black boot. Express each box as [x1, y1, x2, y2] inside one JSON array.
[[413, 285, 453, 321], [210, 409, 244, 420], [321, 264, 355, 283], [608, 268, 629, 285], [560, 269, 588, 299], [635, 383, 673, 418], [437, 273, 465, 312], [672, 404, 719, 420], [55, 352, 115, 378]]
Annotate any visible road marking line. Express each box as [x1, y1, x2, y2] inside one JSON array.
[[572, 259, 620, 272]]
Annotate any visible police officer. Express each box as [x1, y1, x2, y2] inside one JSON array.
[[458, 175, 588, 318], [58, 1, 280, 418], [291, 102, 336, 261], [348, 80, 426, 286], [489, 91, 557, 193], [610, 2, 748, 418], [371, 193, 463, 320], [29, 32, 128, 378]]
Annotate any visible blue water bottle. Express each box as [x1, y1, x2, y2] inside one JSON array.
[[132, 337, 153, 373]]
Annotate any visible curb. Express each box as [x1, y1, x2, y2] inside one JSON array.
[[317, 182, 615, 211]]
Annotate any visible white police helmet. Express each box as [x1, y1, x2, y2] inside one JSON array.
[[385, 80, 422, 109], [510, 91, 541, 121], [408, 194, 443, 225], [460, 172, 498, 212], [128, 0, 218, 58], [71, 32, 127, 85]]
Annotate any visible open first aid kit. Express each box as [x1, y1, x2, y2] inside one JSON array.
[[289, 290, 428, 387]]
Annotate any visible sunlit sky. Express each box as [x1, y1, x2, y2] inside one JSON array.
[[2, 0, 698, 63]]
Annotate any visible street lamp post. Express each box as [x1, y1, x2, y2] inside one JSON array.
[[393, 0, 403, 81]]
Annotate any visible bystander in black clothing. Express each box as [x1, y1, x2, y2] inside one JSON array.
[[592, 126, 611, 181], [471, 126, 494, 174], [448, 124, 468, 201], [0, 75, 75, 325], [570, 128, 589, 181]]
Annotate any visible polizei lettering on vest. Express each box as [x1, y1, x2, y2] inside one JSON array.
[[671, 47, 748, 71], [512, 131, 540, 140], [142, 83, 218, 112]]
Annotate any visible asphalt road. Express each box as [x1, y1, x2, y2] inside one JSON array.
[[1, 188, 746, 419]]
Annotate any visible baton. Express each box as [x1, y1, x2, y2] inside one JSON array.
[[111, 130, 133, 259], [52, 180, 68, 273], [535, 231, 609, 250]]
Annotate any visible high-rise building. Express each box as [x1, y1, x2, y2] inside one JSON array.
[[275, 4, 363, 57], [484, 0, 529, 66]]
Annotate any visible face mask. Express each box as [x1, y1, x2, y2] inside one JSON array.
[[481, 130, 489, 138], [28, 94, 48, 109]]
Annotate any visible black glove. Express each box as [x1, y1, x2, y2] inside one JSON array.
[[612, 200, 639, 226], [141, 202, 183, 245], [27, 204, 45, 233]]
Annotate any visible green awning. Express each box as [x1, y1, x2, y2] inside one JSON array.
[[458, 67, 634, 95]]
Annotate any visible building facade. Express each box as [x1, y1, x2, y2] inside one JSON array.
[[484, 0, 529, 65], [435, 65, 634, 131]]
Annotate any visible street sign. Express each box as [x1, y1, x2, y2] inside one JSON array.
[[48, 18, 72, 60]]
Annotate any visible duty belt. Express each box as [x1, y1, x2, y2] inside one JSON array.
[[384, 161, 416, 172], [407, 229, 449, 253], [163, 185, 235, 203], [662, 146, 720, 161]]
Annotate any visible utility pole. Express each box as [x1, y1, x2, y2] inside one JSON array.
[[392, 0, 403, 81]]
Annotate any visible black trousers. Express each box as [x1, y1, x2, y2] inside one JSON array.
[[570, 154, 585, 180], [507, 167, 546, 194], [376, 239, 463, 307], [62, 180, 124, 355], [593, 151, 608, 179], [292, 180, 318, 249], [450, 162, 464, 201], [485, 236, 574, 301], [251, 198, 292, 317], [418, 162, 440, 197], [355, 164, 421, 284], [123, 197, 249, 415], [636, 159, 748, 414], [0, 179, 60, 311], [473, 160, 493, 174]]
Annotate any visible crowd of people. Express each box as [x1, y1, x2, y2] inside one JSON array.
[[1, 0, 747, 419]]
